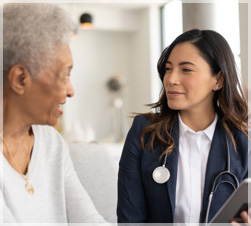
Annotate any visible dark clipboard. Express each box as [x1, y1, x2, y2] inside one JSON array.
[[209, 178, 251, 224]]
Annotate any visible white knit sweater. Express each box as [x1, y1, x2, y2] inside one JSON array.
[[0, 125, 107, 224]]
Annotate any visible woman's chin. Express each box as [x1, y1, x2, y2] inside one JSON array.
[[167, 104, 181, 111], [45, 118, 59, 127]]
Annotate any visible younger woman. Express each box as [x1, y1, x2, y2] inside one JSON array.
[[117, 29, 250, 224]]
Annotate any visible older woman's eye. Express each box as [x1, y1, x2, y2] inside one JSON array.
[[64, 73, 70, 78], [65, 74, 70, 80]]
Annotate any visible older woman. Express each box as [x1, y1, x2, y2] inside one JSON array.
[[1, 3, 107, 223]]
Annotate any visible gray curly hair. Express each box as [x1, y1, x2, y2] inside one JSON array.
[[3, 3, 77, 83]]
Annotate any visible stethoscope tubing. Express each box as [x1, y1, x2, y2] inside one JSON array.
[[205, 123, 239, 223], [153, 121, 240, 223]]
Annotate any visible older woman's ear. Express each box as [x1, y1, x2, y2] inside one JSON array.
[[7, 64, 31, 95]]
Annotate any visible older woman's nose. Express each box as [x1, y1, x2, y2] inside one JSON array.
[[67, 81, 75, 98]]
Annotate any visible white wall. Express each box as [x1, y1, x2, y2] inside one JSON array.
[[127, 7, 162, 113], [126, 8, 152, 115], [239, 3, 248, 98], [64, 30, 131, 141], [61, 4, 162, 142]]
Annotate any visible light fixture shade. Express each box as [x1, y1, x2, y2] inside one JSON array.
[[80, 13, 93, 29]]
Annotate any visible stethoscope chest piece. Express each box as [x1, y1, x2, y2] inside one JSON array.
[[152, 166, 170, 184]]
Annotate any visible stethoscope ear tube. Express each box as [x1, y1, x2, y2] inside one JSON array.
[[221, 122, 230, 172], [210, 171, 239, 194], [205, 170, 239, 224], [205, 123, 240, 223]]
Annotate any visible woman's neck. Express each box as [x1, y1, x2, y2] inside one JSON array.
[[179, 108, 216, 132], [3, 96, 32, 149]]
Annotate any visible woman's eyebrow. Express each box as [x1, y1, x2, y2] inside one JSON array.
[[66, 65, 73, 70], [64, 65, 73, 73], [166, 60, 196, 66], [179, 61, 196, 66]]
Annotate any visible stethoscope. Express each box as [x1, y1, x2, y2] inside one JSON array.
[[152, 122, 240, 223]]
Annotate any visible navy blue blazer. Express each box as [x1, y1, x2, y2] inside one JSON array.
[[117, 115, 249, 223]]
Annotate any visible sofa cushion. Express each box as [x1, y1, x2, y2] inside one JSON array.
[[68, 142, 118, 223]]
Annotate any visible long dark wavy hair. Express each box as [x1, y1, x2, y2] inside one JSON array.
[[140, 29, 248, 160]]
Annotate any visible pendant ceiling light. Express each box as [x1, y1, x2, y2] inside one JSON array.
[[80, 13, 93, 29]]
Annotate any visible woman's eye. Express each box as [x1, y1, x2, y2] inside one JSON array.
[[64, 73, 70, 78], [165, 67, 172, 72], [66, 74, 71, 80], [183, 68, 192, 72]]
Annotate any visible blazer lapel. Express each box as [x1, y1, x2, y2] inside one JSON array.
[[166, 120, 180, 218], [201, 120, 227, 222]]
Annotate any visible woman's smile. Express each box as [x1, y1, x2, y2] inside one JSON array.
[[56, 104, 64, 115], [166, 91, 185, 98]]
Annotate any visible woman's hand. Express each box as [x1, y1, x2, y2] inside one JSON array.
[[231, 209, 251, 226]]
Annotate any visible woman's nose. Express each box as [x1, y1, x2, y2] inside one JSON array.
[[67, 80, 75, 98], [164, 69, 179, 86]]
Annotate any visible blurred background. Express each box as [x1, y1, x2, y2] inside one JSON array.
[[55, 0, 248, 153]]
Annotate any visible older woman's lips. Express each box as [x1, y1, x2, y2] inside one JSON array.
[[57, 104, 64, 115], [167, 91, 184, 98]]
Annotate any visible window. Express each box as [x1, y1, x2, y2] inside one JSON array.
[[161, 0, 241, 77]]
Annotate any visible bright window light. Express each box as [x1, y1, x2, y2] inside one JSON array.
[[162, 0, 183, 49], [162, 0, 241, 78]]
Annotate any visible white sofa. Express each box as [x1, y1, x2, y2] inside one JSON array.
[[68, 142, 118, 223]]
